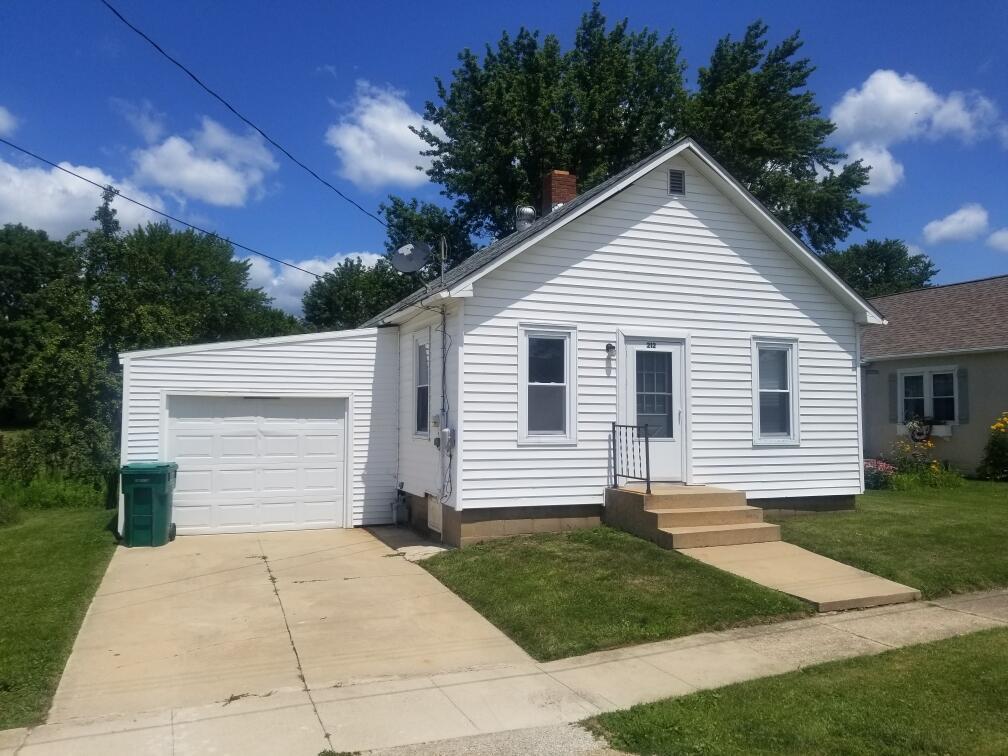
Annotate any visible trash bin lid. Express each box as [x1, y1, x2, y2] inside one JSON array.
[[121, 461, 178, 473]]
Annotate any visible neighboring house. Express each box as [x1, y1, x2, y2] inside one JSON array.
[[118, 138, 883, 545], [861, 275, 1008, 473]]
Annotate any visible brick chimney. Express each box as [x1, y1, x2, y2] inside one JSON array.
[[542, 169, 577, 214]]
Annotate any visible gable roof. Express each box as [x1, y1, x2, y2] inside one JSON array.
[[363, 138, 883, 327], [862, 274, 1008, 360]]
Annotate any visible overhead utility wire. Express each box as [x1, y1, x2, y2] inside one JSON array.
[[99, 0, 388, 229], [0, 136, 321, 279]]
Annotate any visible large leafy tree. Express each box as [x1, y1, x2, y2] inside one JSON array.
[[302, 257, 417, 330], [684, 21, 868, 251], [408, 6, 866, 252], [0, 225, 76, 426], [415, 3, 686, 240], [1, 193, 301, 482], [821, 239, 938, 299]]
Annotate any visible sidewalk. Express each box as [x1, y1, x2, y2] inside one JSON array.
[[3, 589, 1006, 755]]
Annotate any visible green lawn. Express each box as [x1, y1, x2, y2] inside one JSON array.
[[0, 509, 117, 729], [773, 480, 1008, 599], [587, 627, 1008, 755], [421, 527, 811, 661]]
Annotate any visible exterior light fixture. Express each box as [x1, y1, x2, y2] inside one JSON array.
[[605, 343, 616, 357]]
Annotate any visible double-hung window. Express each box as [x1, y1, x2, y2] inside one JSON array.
[[414, 333, 430, 436], [752, 338, 799, 445], [518, 325, 576, 444], [899, 368, 956, 423]]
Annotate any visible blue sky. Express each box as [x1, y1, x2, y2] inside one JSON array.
[[1, 0, 1007, 312]]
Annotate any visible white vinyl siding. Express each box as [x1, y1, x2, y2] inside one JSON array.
[[397, 307, 461, 502], [460, 155, 861, 507], [121, 328, 398, 527]]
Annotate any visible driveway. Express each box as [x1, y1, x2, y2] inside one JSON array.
[[49, 527, 530, 723]]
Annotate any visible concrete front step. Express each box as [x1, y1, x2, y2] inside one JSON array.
[[614, 484, 747, 510], [649, 505, 764, 528], [659, 522, 781, 548]]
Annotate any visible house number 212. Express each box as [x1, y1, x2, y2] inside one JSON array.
[[646, 342, 657, 349]]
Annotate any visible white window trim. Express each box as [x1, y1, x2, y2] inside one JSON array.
[[518, 323, 577, 445], [751, 337, 800, 446], [897, 365, 958, 425], [413, 329, 431, 438]]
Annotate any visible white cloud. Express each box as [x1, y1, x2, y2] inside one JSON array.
[[111, 98, 165, 144], [831, 70, 1005, 195], [0, 105, 17, 136], [133, 117, 277, 206], [987, 228, 1008, 252], [0, 159, 163, 238], [846, 142, 904, 195], [325, 81, 439, 189], [246, 252, 384, 314], [922, 203, 989, 245]]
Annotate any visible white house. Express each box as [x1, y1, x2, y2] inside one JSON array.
[[119, 138, 883, 546]]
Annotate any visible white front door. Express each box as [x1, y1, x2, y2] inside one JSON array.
[[624, 339, 685, 481]]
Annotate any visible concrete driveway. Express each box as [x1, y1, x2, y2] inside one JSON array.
[[49, 527, 530, 723]]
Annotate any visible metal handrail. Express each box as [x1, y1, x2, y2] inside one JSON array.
[[611, 422, 651, 494]]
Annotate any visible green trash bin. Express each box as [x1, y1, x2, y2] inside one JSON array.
[[121, 462, 178, 547]]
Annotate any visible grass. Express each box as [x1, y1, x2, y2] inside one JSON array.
[[0, 508, 117, 729], [586, 627, 1008, 755], [772, 480, 1008, 599], [421, 526, 811, 661]]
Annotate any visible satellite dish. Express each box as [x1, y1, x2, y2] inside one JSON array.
[[390, 241, 432, 273]]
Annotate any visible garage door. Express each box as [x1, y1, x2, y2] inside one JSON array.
[[167, 396, 347, 534]]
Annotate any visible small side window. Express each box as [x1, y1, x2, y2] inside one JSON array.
[[414, 337, 430, 436], [518, 325, 577, 444], [752, 338, 799, 445]]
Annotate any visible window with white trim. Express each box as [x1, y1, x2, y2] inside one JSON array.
[[518, 325, 576, 443], [900, 368, 956, 423], [414, 334, 430, 436], [752, 338, 799, 445]]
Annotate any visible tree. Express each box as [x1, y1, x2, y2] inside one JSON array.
[[0, 197, 301, 485], [416, 3, 687, 239], [684, 21, 868, 251], [302, 257, 417, 330], [381, 196, 476, 270], [413, 7, 867, 252], [821, 239, 938, 299], [0, 224, 76, 426]]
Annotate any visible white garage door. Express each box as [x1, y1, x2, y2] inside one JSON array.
[[167, 396, 347, 534]]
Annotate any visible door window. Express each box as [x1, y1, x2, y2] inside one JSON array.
[[635, 351, 674, 438]]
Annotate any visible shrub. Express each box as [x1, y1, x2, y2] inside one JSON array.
[[979, 411, 1008, 481], [864, 458, 896, 489], [0, 496, 19, 527], [0, 475, 105, 510], [885, 437, 935, 474]]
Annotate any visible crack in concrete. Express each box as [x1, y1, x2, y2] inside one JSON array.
[[257, 545, 334, 753]]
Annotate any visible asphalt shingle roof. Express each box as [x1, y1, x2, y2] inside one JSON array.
[[862, 274, 1008, 359]]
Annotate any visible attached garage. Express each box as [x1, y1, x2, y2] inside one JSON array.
[[119, 328, 399, 535], [167, 395, 347, 534]]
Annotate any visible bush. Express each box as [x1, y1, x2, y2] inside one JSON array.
[[885, 437, 936, 474], [0, 475, 105, 510], [882, 436, 964, 490], [864, 458, 896, 489], [0, 496, 19, 527], [979, 411, 1008, 481]]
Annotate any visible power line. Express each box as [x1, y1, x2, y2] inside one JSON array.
[[0, 136, 322, 279], [99, 0, 388, 229]]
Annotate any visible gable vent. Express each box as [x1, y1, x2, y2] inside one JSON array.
[[668, 169, 686, 195]]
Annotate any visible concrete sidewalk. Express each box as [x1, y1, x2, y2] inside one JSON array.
[[4, 589, 1005, 755], [680, 541, 922, 611]]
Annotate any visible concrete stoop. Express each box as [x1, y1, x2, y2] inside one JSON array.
[[604, 484, 781, 548]]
